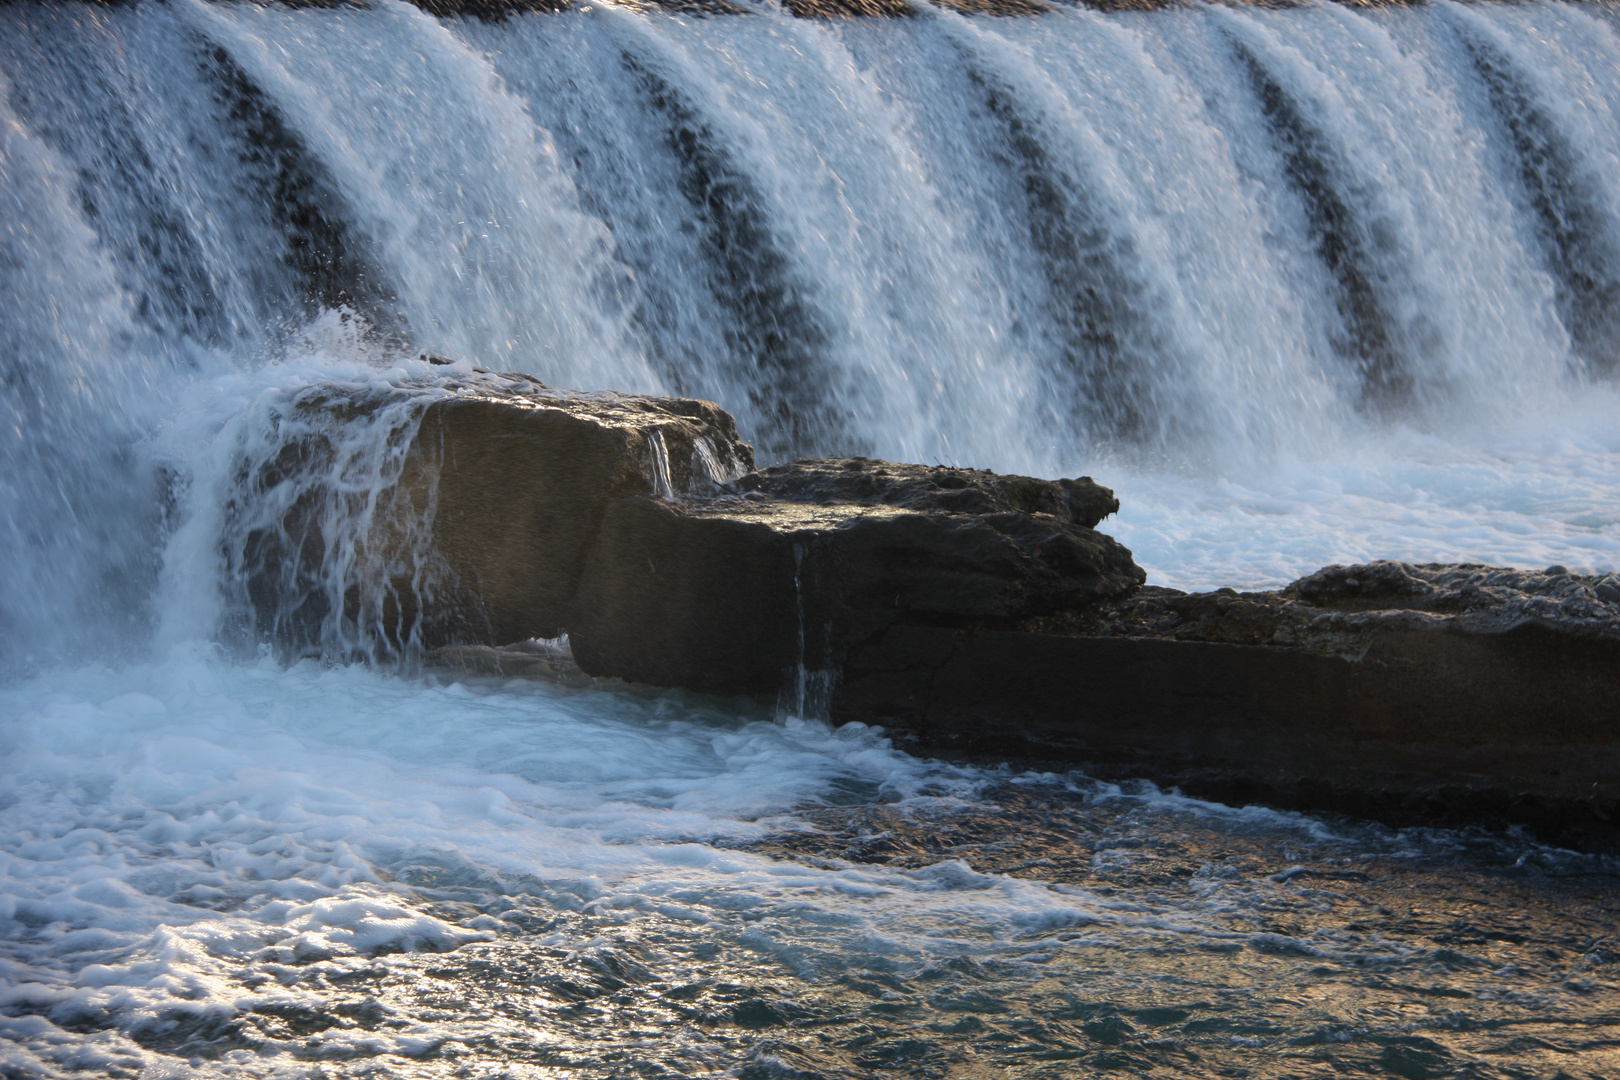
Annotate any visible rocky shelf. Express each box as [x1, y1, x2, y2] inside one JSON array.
[[241, 370, 1620, 853], [837, 562, 1620, 853]]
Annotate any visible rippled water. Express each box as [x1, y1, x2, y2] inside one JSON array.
[[1, 655, 1615, 1078]]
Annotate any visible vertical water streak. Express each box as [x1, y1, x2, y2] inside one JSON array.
[[679, 7, 1047, 468], [3, 19, 228, 344], [0, 61, 163, 668], [201, 41, 403, 337], [613, 39, 849, 457], [171, 0, 650, 391], [1444, 0, 1620, 379], [455, 15, 734, 403], [987, 6, 1340, 457], [777, 541, 835, 721], [1212, 6, 1428, 414], [646, 429, 676, 501], [918, 4, 1198, 451], [0, 5, 392, 351], [1212, 3, 1567, 419], [1235, 43, 1409, 409], [215, 372, 460, 666], [539, 5, 886, 458], [829, 20, 1075, 472], [494, 4, 1051, 465]]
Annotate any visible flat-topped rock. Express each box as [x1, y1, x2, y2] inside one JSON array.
[[737, 456, 1119, 526], [574, 455, 1139, 691], [229, 369, 753, 657], [1074, 560, 1620, 654]]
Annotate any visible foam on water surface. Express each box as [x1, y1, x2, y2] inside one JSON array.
[[1106, 385, 1620, 590], [0, 649, 1368, 1077], [5, 649, 1611, 1078]]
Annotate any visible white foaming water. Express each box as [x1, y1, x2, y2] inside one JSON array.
[[169, 0, 652, 390], [1204, 3, 1570, 410], [920, 4, 1341, 458], [1110, 386, 1620, 590], [3, 649, 1333, 1077], [0, 65, 164, 667], [4, 1, 1620, 1070], [148, 339, 458, 657]]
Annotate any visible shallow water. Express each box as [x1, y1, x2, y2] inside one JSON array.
[[1, 656, 1616, 1078]]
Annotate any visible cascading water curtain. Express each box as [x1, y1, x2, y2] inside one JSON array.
[[3, 0, 1620, 663]]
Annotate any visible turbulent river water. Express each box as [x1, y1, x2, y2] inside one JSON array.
[[2, 1, 1619, 1076]]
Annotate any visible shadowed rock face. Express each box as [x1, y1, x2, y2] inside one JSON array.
[[837, 560, 1620, 851], [237, 370, 1143, 692], [571, 456, 1140, 691], [237, 373, 1619, 848], [226, 371, 753, 661], [402, 375, 757, 649], [1099, 560, 1620, 658]]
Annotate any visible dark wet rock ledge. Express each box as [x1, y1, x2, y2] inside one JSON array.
[[845, 561, 1620, 854], [244, 371, 1620, 852]]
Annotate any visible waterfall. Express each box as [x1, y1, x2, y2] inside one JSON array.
[[2, 0, 1620, 662], [1446, 1, 1620, 378], [5, 8, 1620, 1075]]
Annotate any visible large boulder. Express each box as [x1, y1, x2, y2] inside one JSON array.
[[232, 369, 1144, 692], [573, 455, 1140, 692], [226, 370, 751, 660]]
